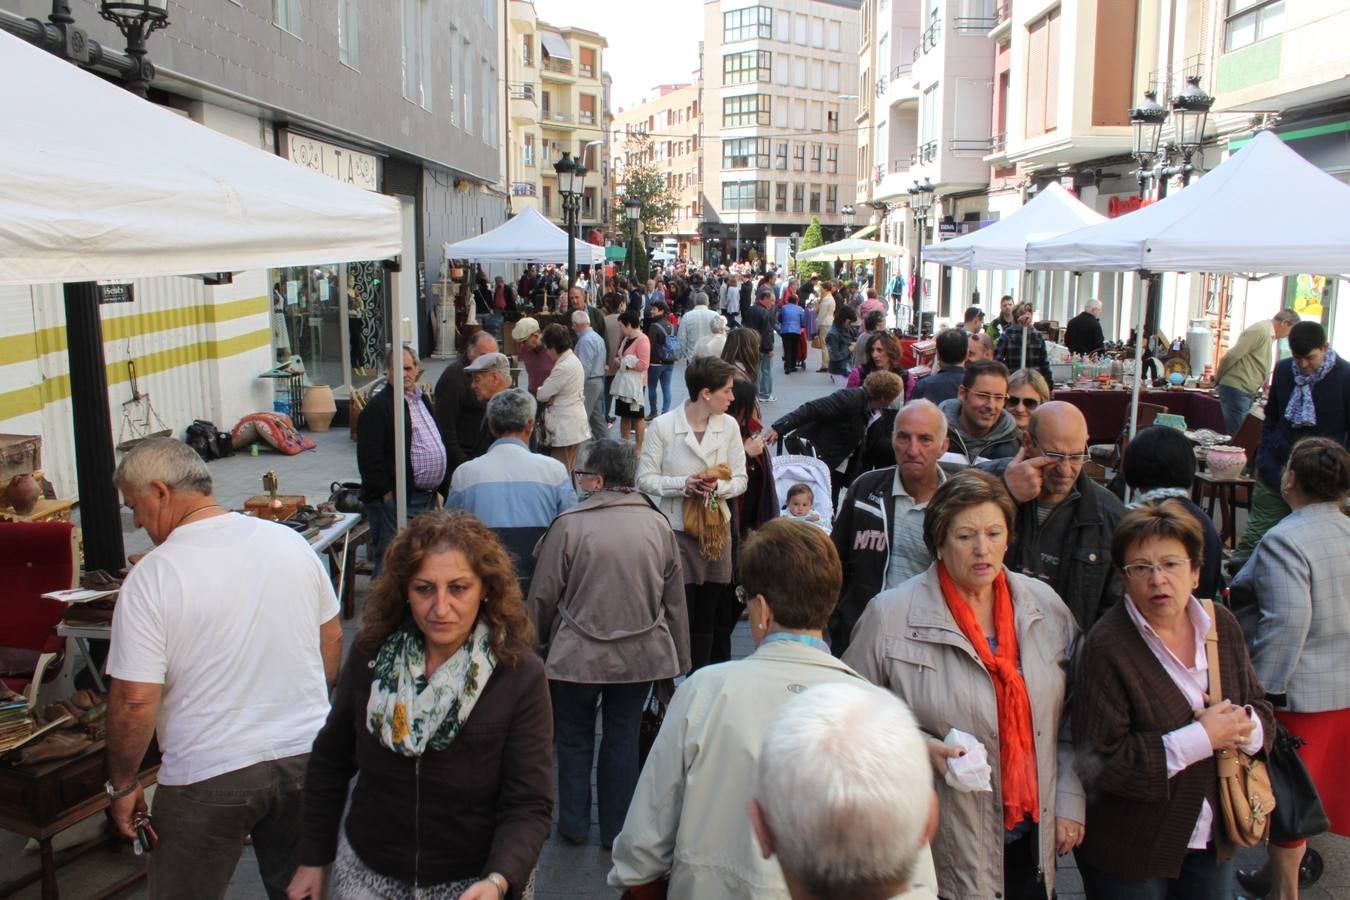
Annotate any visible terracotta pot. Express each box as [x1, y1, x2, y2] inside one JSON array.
[[5, 472, 39, 515], [301, 384, 337, 432], [1206, 445, 1247, 480]]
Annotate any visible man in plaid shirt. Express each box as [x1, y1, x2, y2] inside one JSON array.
[[995, 302, 1054, 387]]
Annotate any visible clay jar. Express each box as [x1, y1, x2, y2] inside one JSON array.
[[301, 384, 337, 432], [5, 473, 39, 515], [1205, 445, 1247, 480]]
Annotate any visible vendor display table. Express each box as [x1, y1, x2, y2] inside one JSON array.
[[0, 743, 159, 900], [1052, 388, 1226, 445]]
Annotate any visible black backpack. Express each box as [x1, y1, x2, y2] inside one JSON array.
[[185, 419, 234, 461]]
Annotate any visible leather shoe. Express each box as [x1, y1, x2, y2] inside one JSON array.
[[1236, 864, 1271, 898]]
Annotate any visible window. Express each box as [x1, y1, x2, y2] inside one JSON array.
[[775, 182, 788, 212], [724, 50, 771, 85], [448, 30, 459, 125], [722, 181, 752, 210], [483, 60, 494, 146], [793, 144, 805, 171], [827, 146, 838, 173], [724, 6, 772, 42], [793, 14, 807, 44], [337, 0, 358, 66], [810, 143, 822, 172], [583, 188, 596, 219], [808, 59, 823, 89], [723, 94, 771, 127], [826, 185, 837, 213], [775, 12, 790, 41], [521, 35, 533, 66], [1025, 8, 1061, 138], [542, 186, 552, 216], [792, 57, 807, 87], [723, 137, 770, 168], [1225, 0, 1284, 51], [524, 133, 535, 166], [809, 17, 824, 47], [826, 61, 840, 92], [580, 46, 597, 78], [580, 94, 597, 125], [274, 0, 301, 35], [773, 53, 789, 85], [462, 35, 473, 131], [809, 188, 821, 213], [775, 142, 788, 169], [826, 20, 841, 50], [827, 109, 839, 132], [401, 0, 433, 110], [920, 83, 938, 145], [793, 183, 805, 213]]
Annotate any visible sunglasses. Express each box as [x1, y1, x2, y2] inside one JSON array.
[[1006, 396, 1040, 410]]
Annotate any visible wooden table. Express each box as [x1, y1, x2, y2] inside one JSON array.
[[0, 743, 159, 900], [1192, 470, 1255, 548]]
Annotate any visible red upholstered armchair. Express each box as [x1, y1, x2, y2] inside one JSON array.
[[0, 521, 79, 695]]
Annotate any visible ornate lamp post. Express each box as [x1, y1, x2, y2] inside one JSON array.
[[553, 151, 584, 288], [841, 203, 855, 234], [624, 196, 642, 278], [1129, 90, 1167, 198], [909, 179, 935, 332], [1171, 76, 1214, 185], [98, 0, 170, 96]]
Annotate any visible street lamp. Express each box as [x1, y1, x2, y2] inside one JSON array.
[[624, 195, 642, 278], [842, 204, 855, 233], [909, 180, 936, 333], [99, 0, 170, 97], [789, 230, 800, 274], [554, 151, 584, 289], [1129, 91, 1168, 166], [1171, 76, 1214, 176]]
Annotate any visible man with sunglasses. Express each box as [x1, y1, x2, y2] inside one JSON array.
[[982, 401, 1125, 629], [938, 359, 1022, 467]]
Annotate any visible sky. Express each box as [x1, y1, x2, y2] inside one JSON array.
[[531, 0, 706, 113]]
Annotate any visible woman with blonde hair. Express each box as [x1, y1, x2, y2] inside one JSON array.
[[1005, 368, 1050, 432]]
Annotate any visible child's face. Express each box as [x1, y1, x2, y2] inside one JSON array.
[[788, 494, 813, 516]]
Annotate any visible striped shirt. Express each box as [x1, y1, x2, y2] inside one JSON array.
[[404, 388, 447, 490], [884, 468, 945, 589]]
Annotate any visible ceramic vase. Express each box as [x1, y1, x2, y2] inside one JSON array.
[[4, 473, 39, 515], [1206, 445, 1247, 480], [301, 384, 337, 432]]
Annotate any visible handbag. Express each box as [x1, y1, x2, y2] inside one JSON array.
[[534, 402, 552, 452], [811, 333, 825, 350], [1267, 722, 1330, 842], [1202, 599, 1275, 847], [638, 678, 676, 769]]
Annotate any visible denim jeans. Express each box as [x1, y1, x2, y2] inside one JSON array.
[[149, 754, 309, 900], [1217, 383, 1259, 436], [647, 363, 673, 415], [1077, 846, 1235, 900], [758, 352, 774, 399], [364, 489, 437, 576], [550, 680, 651, 845]]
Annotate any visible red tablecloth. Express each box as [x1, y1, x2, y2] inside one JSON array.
[[1052, 388, 1226, 444]]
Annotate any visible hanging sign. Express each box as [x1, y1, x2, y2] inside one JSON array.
[[282, 130, 380, 191], [97, 281, 134, 304]]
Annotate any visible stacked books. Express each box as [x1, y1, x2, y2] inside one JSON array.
[[0, 696, 33, 753]]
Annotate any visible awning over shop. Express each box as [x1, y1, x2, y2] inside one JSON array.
[[797, 237, 905, 262], [0, 29, 402, 286], [541, 31, 573, 61], [848, 224, 879, 240]]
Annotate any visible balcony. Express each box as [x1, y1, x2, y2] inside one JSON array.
[[983, 131, 1009, 164], [885, 62, 919, 108], [509, 84, 536, 124], [954, 16, 996, 34], [541, 57, 574, 81], [579, 110, 595, 125], [511, 182, 537, 197], [950, 137, 994, 155], [541, 110, 574, 129], [913, 20, 942, 61], [990, 0, 1012, 39], [509, 0, 536, 30]]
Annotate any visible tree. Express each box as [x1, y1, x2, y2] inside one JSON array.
[[795, 216, 831, 281], [612, 132, 679, 240], [633, 235, 650, 283]]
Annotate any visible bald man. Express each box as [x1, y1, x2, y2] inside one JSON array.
[[965, 331, 994, 365], [979, 401, 1126, 629]]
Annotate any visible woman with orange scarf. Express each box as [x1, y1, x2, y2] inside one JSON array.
[[843, 469, 1084, 900]]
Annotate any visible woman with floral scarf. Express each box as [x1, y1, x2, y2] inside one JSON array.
[[290, 512, 552, 900]]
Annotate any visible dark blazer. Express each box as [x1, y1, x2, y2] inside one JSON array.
[[910, 365, 964, 405], [300, 644, 553, 898], [356, 384, 450, 502], [1072, 601, 1274, 880], [1064, 311, 1105, 355], [433, 359, 487, 473], [1255, 354, 1350, 486]]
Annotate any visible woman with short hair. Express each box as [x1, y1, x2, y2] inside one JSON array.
[[1005, 368, 1050, 432], [612, 310, 650, 451], [1072, 501, 1274, 899], [292, 512, 551, 900], [536, 323, 589, 475], [844, 469, 1083, 900]]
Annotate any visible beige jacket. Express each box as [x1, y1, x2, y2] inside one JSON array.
[[636, 404, 748, 533], [842, 566, 1084, 900], [816, 293, 836, 334], [536, 350, 590, 447], [608, 640, 939, 900], [527, 489, 690, 683]]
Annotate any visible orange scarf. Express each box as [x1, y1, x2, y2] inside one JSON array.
[[937, 562, 1039, 831]]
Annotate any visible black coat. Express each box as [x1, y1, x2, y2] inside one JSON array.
[[356, 384, 450, 502], [433, 359, 486, 474], [1064, 311, 1105, 355], [1256, 354, 1350, 486], [743, 303, 776, 355], [771, 387, 893, 473]]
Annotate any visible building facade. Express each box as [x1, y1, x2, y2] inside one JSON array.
[[610, 84, 704, 262], [701, 0, 863, 268]]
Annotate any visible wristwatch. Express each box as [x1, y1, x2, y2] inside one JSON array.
[[104, 780, 137, 800]]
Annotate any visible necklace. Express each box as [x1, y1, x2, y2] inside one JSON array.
[[174, 503, 224, 529]]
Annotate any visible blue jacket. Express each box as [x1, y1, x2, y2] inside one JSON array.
[[910, 365, 965, 405], [1256, 355, 1350, 486], [777, 303, 805, 334]]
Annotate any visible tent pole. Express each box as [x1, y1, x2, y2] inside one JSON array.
[[389, 263, 407, 532], [1124, 271, 1151, 504]]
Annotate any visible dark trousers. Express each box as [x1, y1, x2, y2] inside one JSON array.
[[1077, 846, 1235, 900], [781, 332, 801, 372], [149, 755, 308, 900], [364, 489, 436, 576], [685, 580, 725, 671], [711, 584, 743, 665], [550, 680, 651, 846]]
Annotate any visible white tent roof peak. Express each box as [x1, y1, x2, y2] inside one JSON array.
[[0, 29, 402, 286], [443, 207, 605, 265], [923, 182, 1106, 271], [1026, 131, 1350, 274]]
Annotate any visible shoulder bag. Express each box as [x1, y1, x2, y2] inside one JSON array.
[[1202, 599, 1275, 848], [1267, 721, 1330, 842]]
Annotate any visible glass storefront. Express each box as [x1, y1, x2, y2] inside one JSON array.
[[269, 261, 387, 392]]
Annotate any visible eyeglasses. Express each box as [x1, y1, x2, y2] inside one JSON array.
[[572, 470, 599, 479], [966, 390, 1009, 404], [1030, 435, 1090, 465], [1122, 558, 1192, 581], [1006, 396, 1040, 410]]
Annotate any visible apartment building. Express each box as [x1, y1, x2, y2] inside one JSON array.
[[506, 1, 611, 236], [610, 84, 704, 261], [702, 0, 863, 268]]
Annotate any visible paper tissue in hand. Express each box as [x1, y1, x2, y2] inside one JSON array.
[[943, 727, 993, 793]]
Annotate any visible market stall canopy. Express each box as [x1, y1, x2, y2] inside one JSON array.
[[923, 182, 1105, 270], [796, 237, 906, 262], [0, 30, 402, 287], [1025, 131, 1350, 274], [443, 207, 605, 265]]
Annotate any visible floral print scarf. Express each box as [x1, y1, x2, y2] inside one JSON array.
[[366, 619, 497, 757]]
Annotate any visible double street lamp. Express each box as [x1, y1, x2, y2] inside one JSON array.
[[1130, 75, 1214, 197], [553, 150, 588, 290], [624, 195, 642, 278], [908, 179, 936, 332]]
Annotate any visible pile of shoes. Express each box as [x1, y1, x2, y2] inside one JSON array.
[[10, 689, 107, 764]]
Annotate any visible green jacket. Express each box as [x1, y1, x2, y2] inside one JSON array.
[[1216, 320, 1273, 394]]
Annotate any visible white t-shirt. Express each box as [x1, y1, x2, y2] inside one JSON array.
[[108, 513, 339, 785]]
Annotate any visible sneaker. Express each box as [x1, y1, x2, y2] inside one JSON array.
[[761, 395, 777, 402]]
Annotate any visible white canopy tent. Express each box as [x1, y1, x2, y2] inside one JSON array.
[[0, 30, 403, 286], [923, 182, 1105, 270], [796, 237, 906, 262], [1025, 131, 1350, 274], [442, 207, 606, 266]]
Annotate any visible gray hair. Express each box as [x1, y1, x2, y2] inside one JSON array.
[[710, 316, 727, 334], [1273, 308, 1301, 325], [755, 682, 931, 898], [579, 439, 636, 487], [694, 292, 709, 307], [571, 310, 591, 327], [485, 388, 537, 435], [1085, 298, 1103, 314], [896, 397, 948, 443], [467, 331, 496, 355], [114, 436, 213, 496], [385, 343, 415, 370]]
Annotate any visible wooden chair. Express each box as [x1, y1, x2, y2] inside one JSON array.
[[0, 521, 79, 702]]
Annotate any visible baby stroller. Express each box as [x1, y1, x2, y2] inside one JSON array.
[[773, 435, 835, 525]]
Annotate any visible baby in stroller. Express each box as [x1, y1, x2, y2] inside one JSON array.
[[780, 483, 830, 533]]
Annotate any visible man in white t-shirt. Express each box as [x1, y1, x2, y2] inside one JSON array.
[[105, 437, 343, 898]]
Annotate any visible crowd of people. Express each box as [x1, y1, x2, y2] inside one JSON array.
[[98, 271, 1349, 900]]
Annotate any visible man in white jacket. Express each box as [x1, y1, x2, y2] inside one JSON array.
[[608, 518, 938, 899]]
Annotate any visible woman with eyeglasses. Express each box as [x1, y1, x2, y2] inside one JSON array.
[[1071, 501, 1274, 900], [1006, 368, 1050, 432]]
